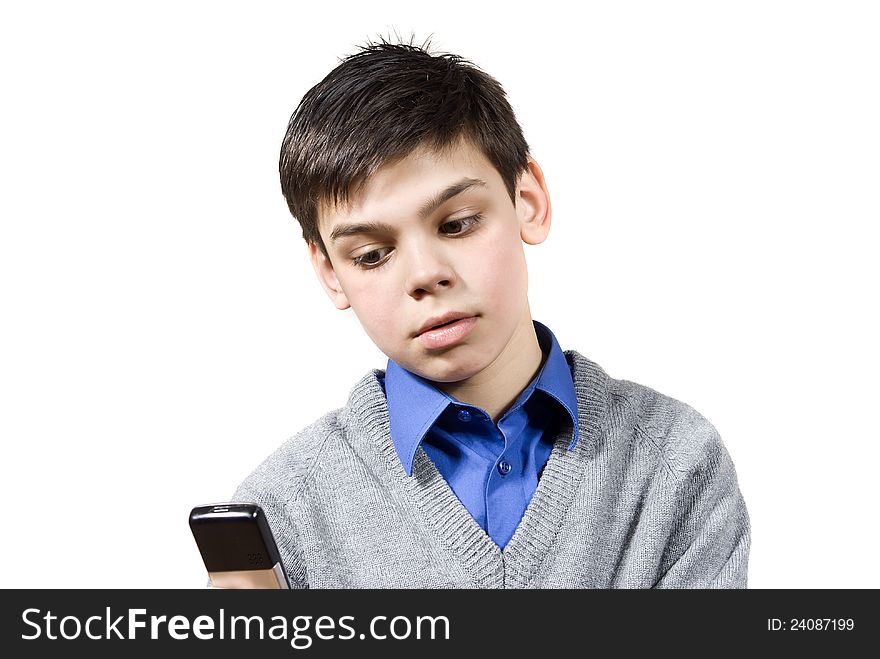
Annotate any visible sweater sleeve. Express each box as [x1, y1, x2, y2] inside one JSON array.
[[652, 420, 751, 589]]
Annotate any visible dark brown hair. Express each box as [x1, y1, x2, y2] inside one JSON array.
[[279, 35, 531, 257]]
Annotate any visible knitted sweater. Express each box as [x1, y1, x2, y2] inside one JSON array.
[[230, 350, 751, 588]]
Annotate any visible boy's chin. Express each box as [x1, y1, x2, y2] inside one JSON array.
[[398, 354, 489, 384]]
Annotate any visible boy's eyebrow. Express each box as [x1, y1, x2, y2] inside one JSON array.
[[416, 177, 487, 220], [329, 177, 487, 244]]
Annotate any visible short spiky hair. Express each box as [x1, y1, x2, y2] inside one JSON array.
[[279, 35, 531, 257]]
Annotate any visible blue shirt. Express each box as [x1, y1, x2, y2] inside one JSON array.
[[380, 320, 579, 549]]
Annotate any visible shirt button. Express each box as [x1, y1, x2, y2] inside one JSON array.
[[457, 409, 472, 423], [497, 460, 512, 476]]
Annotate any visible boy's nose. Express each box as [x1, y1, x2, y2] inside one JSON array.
[[404, 247, 456, 299]]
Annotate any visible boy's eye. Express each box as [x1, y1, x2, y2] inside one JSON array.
[[352, 247, 392, 269], [440, 214, 483, 235]]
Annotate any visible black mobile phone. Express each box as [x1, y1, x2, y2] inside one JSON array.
[[189, 503, 290, 589]]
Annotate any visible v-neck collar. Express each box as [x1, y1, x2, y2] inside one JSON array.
[[341, 349, 610, 587]]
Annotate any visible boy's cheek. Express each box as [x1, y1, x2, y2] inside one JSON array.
[[353, 302, 401, 336]]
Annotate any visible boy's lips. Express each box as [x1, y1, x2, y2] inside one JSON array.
[[416, 316, 478, 350], [415, 311, 475, 337]]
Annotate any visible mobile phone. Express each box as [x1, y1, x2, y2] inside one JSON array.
[[189, 502, 290, 589]]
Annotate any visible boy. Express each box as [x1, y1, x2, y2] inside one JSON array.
[[228, 38, 751, 588]]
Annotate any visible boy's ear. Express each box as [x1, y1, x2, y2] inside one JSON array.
[[516, 156, 552, 245], [308, 242, 351, 310]]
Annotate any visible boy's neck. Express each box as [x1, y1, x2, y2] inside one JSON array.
[[434, 311, 545, 424]]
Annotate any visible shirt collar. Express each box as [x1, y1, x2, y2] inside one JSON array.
[[382, 320, 580, 475]]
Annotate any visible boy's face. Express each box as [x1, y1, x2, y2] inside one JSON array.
[[309, 137, 551, 384]]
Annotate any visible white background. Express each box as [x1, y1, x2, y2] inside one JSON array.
[[1, 1, 877, 588]]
